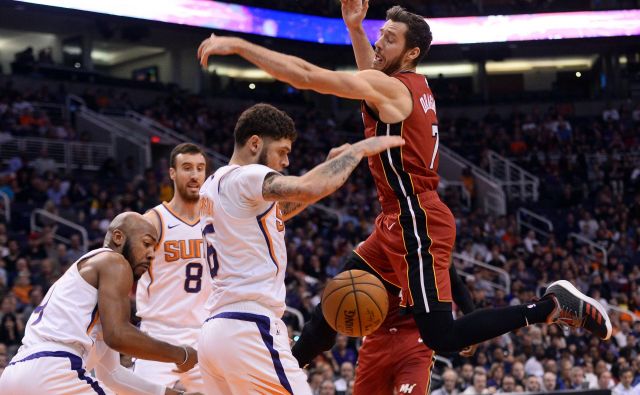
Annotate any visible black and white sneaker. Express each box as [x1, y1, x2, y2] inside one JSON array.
[[543, 280, 612, 340]]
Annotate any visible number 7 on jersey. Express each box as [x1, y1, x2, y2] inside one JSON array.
[[430, 124, 439, 170]]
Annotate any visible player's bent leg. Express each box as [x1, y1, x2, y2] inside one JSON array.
[[393, 344, 434, 395], [292, 251, 393, 368], [200, 312, 311, 395], [353, 334, 394, 395], [414, 303, 557, 353], [1, 352, 107, 395]]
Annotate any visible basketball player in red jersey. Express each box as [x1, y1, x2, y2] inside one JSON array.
[[197, 0, 612, 373]]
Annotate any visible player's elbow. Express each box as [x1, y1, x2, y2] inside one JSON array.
[[102, 327, 126, 351]]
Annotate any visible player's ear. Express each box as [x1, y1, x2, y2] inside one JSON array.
[[169, 167, 176, 181], [111, 229, 125, 248], [247, 135, 262, 156], [406, 47, 420, 63]]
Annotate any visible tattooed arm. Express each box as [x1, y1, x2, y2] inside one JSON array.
[[261, 136, 405, 207]]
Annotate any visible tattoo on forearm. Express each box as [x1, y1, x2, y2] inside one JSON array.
[[323, 153, 359, 177], [262, 173, 301, 200]]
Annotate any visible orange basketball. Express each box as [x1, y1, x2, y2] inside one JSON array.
[[321, 270, 389, 337]]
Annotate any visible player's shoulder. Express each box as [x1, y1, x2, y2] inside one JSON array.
[[223, 164, 275, 183], [86, 249, 130, 279], [142, 206, 163, 232]]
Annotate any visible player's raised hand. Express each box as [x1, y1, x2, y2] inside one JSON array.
[[174, 345, 198, 372], [198, 33, 242, 67], [326, 143, 352, 161], [351, 136, 405, 157], [341, 0, 369, 29]]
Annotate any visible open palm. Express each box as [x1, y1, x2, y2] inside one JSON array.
[[341, 0, 369, 29]]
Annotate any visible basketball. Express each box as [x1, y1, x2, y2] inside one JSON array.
[[321, 270, 389, 337]]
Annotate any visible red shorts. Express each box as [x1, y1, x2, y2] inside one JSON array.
[[354, 325, 435, 395], [355, 191, 455, 313]]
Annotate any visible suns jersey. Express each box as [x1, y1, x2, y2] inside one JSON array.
[[20, 248, 111, 361], [199, 164, 287, 318], [136, 203, 210, 336], [362, 71, 440, 213]]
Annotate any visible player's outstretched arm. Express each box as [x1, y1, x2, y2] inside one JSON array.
[[94, 341, 193, 395], [278, 143, 365, 221], [341, 0, 375, 70], [95, 253, 198, 372], [197, 34, 409, 121], [262, 136, 404, 205]]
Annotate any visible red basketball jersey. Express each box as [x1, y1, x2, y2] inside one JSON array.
[[362, 71, 440, 213]]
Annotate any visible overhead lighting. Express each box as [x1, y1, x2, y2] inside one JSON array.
[[338, 63, 477, 77], [576, 71, 582, 77], [249, 83, 256, 90], [486, 56, 596, 73], [209, 65, 273, 80]]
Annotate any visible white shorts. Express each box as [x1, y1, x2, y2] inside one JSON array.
[[0, 350, 107, 395], [133, 323, 205, 392], [198, 311, 311, 395]]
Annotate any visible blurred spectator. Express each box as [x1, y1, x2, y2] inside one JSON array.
[[334, 361, 354, 394], [331, 335, 357, 367], [319, 379, 336, 395], [542, 371, 557, 392], [525, 375, 543, 393], [433, 369, 460, 395], [462, 371, 489, 395], [613, 369, 640, 395]]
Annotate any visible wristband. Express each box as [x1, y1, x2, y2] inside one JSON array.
[[176, 345, 189, 366]]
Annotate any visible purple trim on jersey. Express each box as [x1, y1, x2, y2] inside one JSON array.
[[206, 312, 293, 394], [256, 203, 279, 274], [31, 284, 57, 325], [86, 304, 99, 333], [9, 351, 106, 395]]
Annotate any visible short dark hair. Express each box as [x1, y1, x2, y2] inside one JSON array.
[[386, 6, 432, 66], [234, 103, 297, 146], [170, 143, 205, 168]]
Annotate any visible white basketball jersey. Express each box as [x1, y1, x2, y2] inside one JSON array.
[[21, 248, 111, 361], [199, 164, 287, 318], [136, 203, 210, 336]]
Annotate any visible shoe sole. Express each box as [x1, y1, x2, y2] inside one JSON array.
[[546, 280, 612, 340]]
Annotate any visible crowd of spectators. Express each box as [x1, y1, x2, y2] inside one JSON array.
[[0, 76, 639, 395]]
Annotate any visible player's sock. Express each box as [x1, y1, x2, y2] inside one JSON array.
[[522, 298, 556, 325]]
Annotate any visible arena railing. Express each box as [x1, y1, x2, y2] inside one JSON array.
[[0, 190, 10, 224], [30, 209, 89, 253], [284, 306, 305, 338], [452, 252, 511, 294], [439, 145, 507, 216], [67, 94, 152, 172], [121, 110, 230, 169], [517, 208, 554, 243], [487, 150, 540, 201], [568, 232, 608, 267], [0, 136, 114, 171], [439, 179, 472, 210]]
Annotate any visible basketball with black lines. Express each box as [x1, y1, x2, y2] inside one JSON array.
[[321, 270, 389, 337]]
